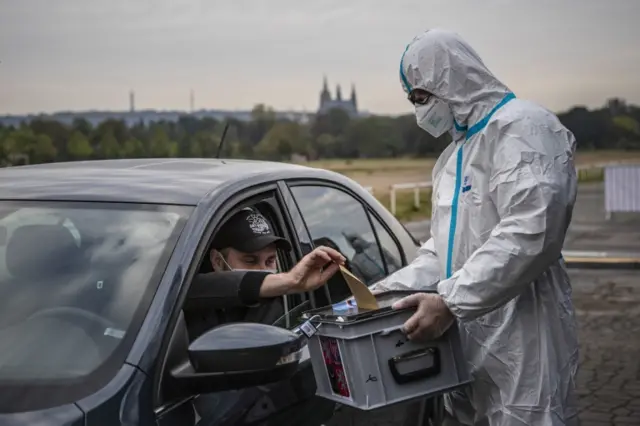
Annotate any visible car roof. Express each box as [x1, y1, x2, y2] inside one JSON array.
[[0, 158, 331, 205]]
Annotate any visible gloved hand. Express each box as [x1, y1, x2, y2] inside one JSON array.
[[392, 293, 455, 341]]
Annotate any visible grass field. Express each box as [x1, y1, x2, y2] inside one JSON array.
[[307, 151, 640, 221]]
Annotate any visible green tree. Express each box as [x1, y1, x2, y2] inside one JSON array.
[[613, 116, 640, 135], [72, 118, 93, 136], [188, 138, 204, 157], [312, 108, 351, 139], [0, 129, 17, 165], [255, 121, 310, 161], [31, 134, 57, 163], [67, 131, 93, 160], [191, 131, 219, 158], [96, 119, 129, 145], [98, 130, 121, 159], [2, 128, 55, 164], [122, 138, 145, 158], [249, 104, 277, 145], [312, 133, 337, 159], [29, 119, 70, 160], [148, 125, 176, 157]]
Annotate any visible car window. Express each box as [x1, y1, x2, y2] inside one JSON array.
[[0, 201, 189, 412], [369, 213, 403, 276], [290, 185, 388, 302]]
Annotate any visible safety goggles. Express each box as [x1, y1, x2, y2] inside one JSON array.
[[407, 89, 432, 106]]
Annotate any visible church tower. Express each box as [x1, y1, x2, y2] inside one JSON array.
[[317, 75, 358, 117], [319, 75, 331, 109]]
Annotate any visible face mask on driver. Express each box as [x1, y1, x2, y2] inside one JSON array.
[[217, 253, 277, 275], [415, 98, 454, 138]]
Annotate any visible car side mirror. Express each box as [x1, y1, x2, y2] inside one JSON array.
[[165, 321, 305, 400]]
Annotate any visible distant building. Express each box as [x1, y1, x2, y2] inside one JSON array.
[[129, 91, 135, 113], [318, 76, 358, 117], [607, 98, 628, 116]]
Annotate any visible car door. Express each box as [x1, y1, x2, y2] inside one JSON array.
[[154, 184, 336, 426], [281, 180, 435, 426]]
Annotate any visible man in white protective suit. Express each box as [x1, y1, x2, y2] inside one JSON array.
[[374, 29, 581, 425]]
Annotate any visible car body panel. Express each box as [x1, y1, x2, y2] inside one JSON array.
[[76, 364, 155, 426], [0, 403, 85, 426], [0, 159, 308, 205]]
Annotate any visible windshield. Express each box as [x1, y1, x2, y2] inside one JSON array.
[[0, 201, 190, 412]]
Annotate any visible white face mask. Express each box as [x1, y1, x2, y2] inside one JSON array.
[[231, 269, 278, 275], [415, 98, 454, 138], [217, 253, 277, 275]]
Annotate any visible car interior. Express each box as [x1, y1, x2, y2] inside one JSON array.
[[182, 196, 360, 343], [183, 200, 299, 343], [0, 216, 133, 381], [0, 204, 185, 392]]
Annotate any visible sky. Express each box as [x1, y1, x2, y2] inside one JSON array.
[[1, 0, 639, 116]]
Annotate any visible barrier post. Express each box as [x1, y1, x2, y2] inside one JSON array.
[[390, 188, 397, 216]]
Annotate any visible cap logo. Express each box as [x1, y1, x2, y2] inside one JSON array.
[[246, 214, 270, 235]]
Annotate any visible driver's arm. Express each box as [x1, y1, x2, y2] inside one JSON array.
[[186, 270, 297, 310], [187, 270, 270, 309]]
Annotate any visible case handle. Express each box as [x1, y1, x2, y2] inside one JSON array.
[[388, 347, 440, 385], [378, 325, 405, 337]]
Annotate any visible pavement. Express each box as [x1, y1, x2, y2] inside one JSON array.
[[397, 183, 640, 425], [572, 269, 640, 425]]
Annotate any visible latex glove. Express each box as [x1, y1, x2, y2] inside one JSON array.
[[392, 293, 455, 341]]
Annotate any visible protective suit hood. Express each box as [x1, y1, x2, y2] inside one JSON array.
[[400, 29, 511, 130]]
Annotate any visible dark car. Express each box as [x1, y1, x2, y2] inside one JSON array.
[[0, 158, 436, 426]]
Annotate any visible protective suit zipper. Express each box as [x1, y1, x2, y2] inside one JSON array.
[[446, 143, 464, 279]]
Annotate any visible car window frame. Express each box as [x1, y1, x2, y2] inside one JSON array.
[[276, 181, 325, 310], [282, 179, 410, 304], [152, 182, 301, 410], [0, 200, 191, 413], [365, 207, 406, 276]]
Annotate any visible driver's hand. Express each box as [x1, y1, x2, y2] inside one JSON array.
[[286, 246, 345, 292]]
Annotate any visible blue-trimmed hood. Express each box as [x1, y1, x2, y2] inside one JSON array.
[[399, 29, 512, 132]]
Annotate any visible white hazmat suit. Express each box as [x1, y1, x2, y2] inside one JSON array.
[[374, 29, 580, 425]]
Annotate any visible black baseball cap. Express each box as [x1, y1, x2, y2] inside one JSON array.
[[211, 210, 292, 253]]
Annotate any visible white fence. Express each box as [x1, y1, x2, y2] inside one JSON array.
[[382, 162, 630, 217], [389, 181, 433, 215], [604, 164, 640, 219]]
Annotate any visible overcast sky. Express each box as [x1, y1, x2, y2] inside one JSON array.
[[1, 0, 638, 116]]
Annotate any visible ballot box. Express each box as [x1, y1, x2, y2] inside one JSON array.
[[298, 290, 471, 411]]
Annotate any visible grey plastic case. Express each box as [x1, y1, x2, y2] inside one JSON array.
[[301, 290, 471, 410]]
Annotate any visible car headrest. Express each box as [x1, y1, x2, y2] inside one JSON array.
[[6, 224, 83, 280]]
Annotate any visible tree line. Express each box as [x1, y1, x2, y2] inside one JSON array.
[[1, 98, 639, 166]]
